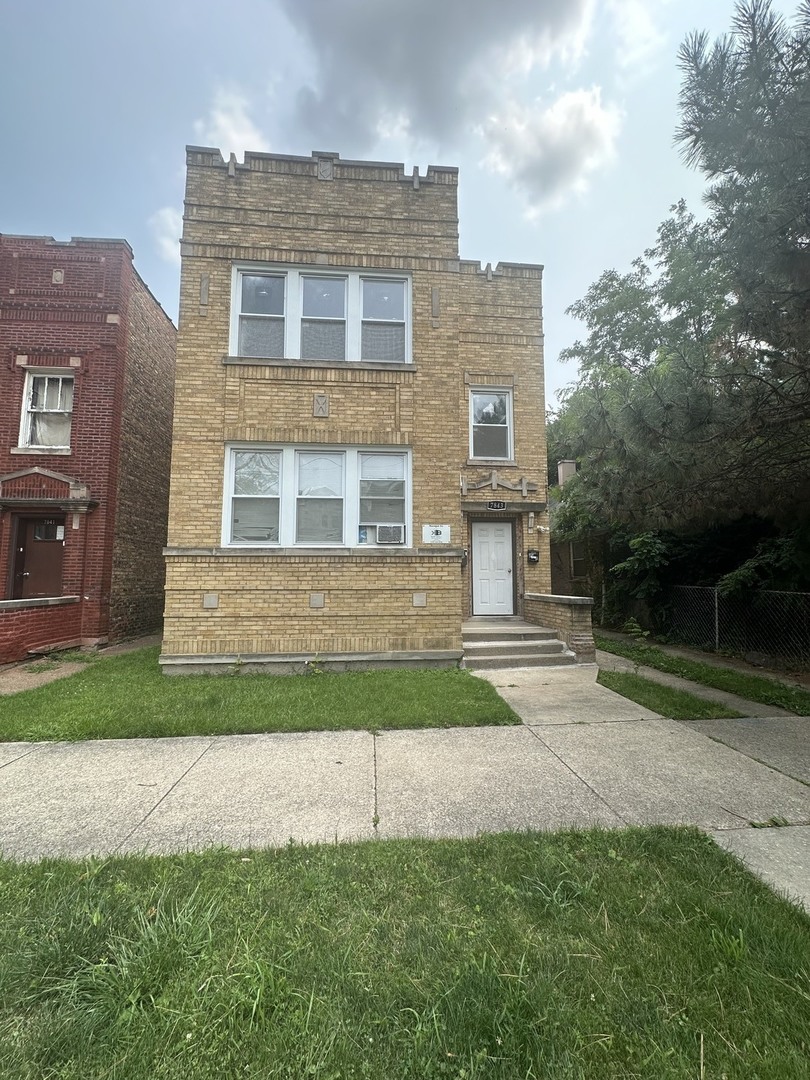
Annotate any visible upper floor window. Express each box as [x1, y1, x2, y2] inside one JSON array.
[[231, 268, 410, 364], [20, 373, 74, 448], [469, 388, 513, 460]]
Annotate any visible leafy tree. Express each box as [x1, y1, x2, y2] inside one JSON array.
[[677, 0, 810, 365], [553, 0, 810, 538]]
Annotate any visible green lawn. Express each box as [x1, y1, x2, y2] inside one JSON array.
[[596, 634, 810, 715], [0, 647, 519, 742], [1, 828, 807, 1079], [597, 670, 743, 720]]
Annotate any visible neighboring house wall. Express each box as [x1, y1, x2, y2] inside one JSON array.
[[162, 149, 552, 672], [109, 270, 176, 639], [0, 235, 175, 663], [551, 539, 589, 597]]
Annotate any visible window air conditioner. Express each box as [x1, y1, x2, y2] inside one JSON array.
[[376, 524, 405, 544]]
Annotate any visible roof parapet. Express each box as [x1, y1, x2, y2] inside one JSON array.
[[185, 146, 458, 185], [459, 259, 544, 276]]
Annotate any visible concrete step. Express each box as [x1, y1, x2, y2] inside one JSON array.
[[463, 639, 567, 659], [461, 620, 576, 670], [464, 649, 577, 670], [462, 624, 558, 643]]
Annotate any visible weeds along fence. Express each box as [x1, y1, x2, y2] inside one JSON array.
[[667, 586, 810, 669]]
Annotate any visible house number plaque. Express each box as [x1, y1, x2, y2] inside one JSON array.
[[486, 500, 507, 511]]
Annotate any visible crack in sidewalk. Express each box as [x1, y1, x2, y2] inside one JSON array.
[[372, 732, 380, 834], [525, 724, 630, 826], [114, 738, 218, 853]]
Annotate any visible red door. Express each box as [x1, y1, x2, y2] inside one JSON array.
[[12, 517, 66, 599]]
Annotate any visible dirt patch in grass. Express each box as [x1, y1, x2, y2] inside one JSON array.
[[0, 634, 161, 697]]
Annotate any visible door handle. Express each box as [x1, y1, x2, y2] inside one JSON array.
[[20, 572, 30, 578], [507, 569, 512, 574]]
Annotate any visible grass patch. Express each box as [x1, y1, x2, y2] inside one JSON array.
[[597, 670, 743, 720], [596, 634, 810, 715], [0, 647, 518, 742], [1, 828, 807, 1079]]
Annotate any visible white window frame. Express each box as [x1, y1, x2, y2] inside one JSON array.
[[230, 266, 412, 363], [18, 370, 74, 449], [229, 449, 282, 544], [223, 444, 412, 548], [469, 387, 514, 461]]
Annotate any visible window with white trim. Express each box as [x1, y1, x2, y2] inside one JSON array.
[[469, 388, 513, 460], [19, 373, 74, 448], [296, 451, 345, 543], [225, 446, 411, 547], [230, 450, 281, 542], [231, 268, 410, 363]]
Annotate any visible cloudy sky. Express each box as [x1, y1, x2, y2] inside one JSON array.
[[1, 0, 777, 403]]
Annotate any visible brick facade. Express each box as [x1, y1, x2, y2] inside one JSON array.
[[162, 149, 552, 672], [0, 235, 175, 663]]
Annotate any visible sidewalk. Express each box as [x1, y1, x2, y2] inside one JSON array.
[[595, 648, 794, 718], [597, 629, 810, 692], [1, 663, 808, 911]]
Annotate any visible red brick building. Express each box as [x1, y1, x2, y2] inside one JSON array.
[[0, 235, 176, 663]]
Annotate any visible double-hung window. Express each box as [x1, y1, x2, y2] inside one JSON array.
[[20, 373, 74, 449], [296, 451, 345, 543], [301, 278, 346, 361], [469, 388, 513, 460], [232, 268, 410, 363], [237, 274, 285, 358], [361, 279, 406, 362], [225, 446, 410, 547], [359, 453, 406, 543], [230, 451, 281, 542]]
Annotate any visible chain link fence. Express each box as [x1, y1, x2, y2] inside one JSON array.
[[667, 586, 810, 669]]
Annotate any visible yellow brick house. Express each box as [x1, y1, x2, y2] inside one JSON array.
[[160, 148, 594, 673]]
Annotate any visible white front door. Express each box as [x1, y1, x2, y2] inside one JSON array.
[[472, 521, 514, 615]]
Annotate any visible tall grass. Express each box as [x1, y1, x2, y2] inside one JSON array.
[[2, 828, 808, 1078]]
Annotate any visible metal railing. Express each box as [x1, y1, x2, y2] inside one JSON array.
[[667, 586, 810, 668]]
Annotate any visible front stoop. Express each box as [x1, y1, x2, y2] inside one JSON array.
[[462, 618, 577, 670]]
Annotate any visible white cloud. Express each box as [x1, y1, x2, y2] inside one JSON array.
[[193, 88, 269, 156], [481, 89, 622, 213], [148, 206, 183, 265], [495, 1, 597, 78], [607, 0, 667, 74], [279, 0, 595, 149]]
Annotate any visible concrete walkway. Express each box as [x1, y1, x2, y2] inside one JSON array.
[[1, 663, 808, 912]]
